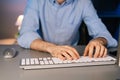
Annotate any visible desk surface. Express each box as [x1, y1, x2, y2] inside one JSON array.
[[0, 45, 120, 80]]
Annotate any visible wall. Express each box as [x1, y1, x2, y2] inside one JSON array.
[[0, 0, 26, 39]]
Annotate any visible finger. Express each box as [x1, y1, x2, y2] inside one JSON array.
[[94, 45, 100, 58], [71, 49, 80, 59], [88, 45, 94, 58], [57, 53, 65, 60], [83, 46, 89, 56], [99, 46, 105, 57], [62, 51, 72, 60], [65, 49, 78, 60], [103, 48, 107, 57], [64, 46, 80, 59], [72, 49, 80, 58]]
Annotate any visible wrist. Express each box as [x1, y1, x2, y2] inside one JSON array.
[[93, 37, 107, 46], [46, 43, 57, 54]]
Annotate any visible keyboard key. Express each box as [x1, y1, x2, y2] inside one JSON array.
[[30, 58, 35, 65], [49, 60, 54, 64], [47, 57, 51, 60], [40, 61, 44, 65], [26, 58, 30, 65], [43, 58, 47, 61], [21, 58, 25, 65], [67, 60, 72, 63], [52, 58, 63, 64], [39, 58, 42, 61], [34, 58, 39, 64], [44, 60, 49, 64], [63, 60, 68, 63]]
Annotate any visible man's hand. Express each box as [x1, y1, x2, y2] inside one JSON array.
[[48, 45, 80, 60], [30, 39, 80, 60], [83, 37, 108, 58]]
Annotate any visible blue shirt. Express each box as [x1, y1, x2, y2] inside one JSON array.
[[17, 0, 118, 48]]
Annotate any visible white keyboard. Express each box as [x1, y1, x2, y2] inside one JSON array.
[[20, 55, 116, 70]]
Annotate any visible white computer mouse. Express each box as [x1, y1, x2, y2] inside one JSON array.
[[3, 48, 16, 59]]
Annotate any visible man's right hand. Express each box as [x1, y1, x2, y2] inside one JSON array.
[[30, 39, 80, 60], [48, 45, 80, 60]]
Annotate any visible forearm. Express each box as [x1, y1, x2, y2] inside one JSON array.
[[30, 39, 80, 60], [30, 39, 57, 53]]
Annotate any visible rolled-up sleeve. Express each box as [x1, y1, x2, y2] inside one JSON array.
[[17, 0, 41, 48], [82, 0, 118, 47]]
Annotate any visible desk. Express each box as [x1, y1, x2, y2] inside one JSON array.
[[0, 45, 120, 80]]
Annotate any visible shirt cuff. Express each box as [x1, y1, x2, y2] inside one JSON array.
[[17, 32, 41, 48], [94, 33, 118, 48]]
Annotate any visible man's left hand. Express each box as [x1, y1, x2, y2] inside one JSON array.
[[83, 37, 107, 58]]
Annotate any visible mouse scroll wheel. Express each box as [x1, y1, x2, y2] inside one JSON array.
[[7, 52, 12, 55]]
